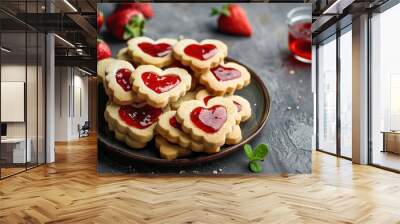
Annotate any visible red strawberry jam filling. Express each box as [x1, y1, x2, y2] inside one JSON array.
[[169, 116, 181, 130], [138, 42, 172, 57], [184, 44, 218, 60], [190, 105, 227, 133], [203, 96, 214, 105], [233, 101, 242, 112], [116, 68, 132, 91], [118, 104, 162, 129], [141, 72, 181, 94], [211, 65, 241, 81]]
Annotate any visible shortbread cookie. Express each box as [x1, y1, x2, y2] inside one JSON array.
[[173, 39, 228, 73], [226, 125, 242, 145], [105, 59, 138, 105], [116, 47, 134, 64], [225, 95, 251, 122], [155, 135, 191, 160], [199, 61, 251, 95], [156, 111, 204, 152], [105, 102, 162, 144], [176, 97, 237, 151], [131, 65, 191, 108], [97, 57, 116, 83], [195, 89, 241, 124], [114, 129, 147, 149], [170, 91, 197, 110], [127, 37, 177, 68]]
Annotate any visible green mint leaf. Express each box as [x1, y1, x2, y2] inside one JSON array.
[[253, 144, 269, 160], [243, 144, 254, 160], [249, 161, 262, 173]]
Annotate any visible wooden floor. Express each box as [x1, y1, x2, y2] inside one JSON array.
[[1, 135, 400, 224]]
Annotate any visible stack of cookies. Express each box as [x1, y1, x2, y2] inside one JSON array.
[[98, 36, 252, 160]]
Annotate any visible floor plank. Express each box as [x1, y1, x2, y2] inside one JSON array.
[[0, 135, 400, 224]]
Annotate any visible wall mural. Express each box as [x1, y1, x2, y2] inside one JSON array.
[[96, 3, 313, 175]]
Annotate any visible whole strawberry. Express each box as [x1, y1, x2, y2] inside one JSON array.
[[211, 4, 252, 37], [97, 39, 111, 61], [97, 11, 104, 31], [116, 3, 153, 19], [106, 8, 145, 40]]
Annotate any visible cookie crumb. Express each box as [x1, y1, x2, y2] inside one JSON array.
[[289, 70, 295, 75], [212, 170, 218, 175], [218, 168, 223, 172], [287, 106, 292, 110], [296, 106, 300, 110], [179, 170, 185, 174]]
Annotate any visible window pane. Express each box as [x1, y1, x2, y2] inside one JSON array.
[[318, 37, 337, 154], [340, 29, 352, 158], [1, 31, 27, 177], [371, 4, 400, 171]]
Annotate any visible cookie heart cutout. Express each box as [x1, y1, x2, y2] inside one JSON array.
[[116, 68, 133, 91], [211, 65, 241, 81], [233, 101, 242, 112], [119, 104, 162, 129], [169, 116, 182, 129], [138, 42, 172, 57], [141, 72, 181, 94], [190, 105, 227, 133], [184, 44, 218, 60]]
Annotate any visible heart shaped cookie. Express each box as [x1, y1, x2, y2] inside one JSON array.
[[132, 65, 191, 108], [128, 36, 177, 68], [195, 89, 245, 124], [97, 57, 116, 83], [105, 59, 143, 105], [176, 97, 237, 150], [105, 102, 163, 145], [173, 39, 227, 73], [155, 136, 191, 160], [199, 61, 251, 95], [156, 111, 204, 152]]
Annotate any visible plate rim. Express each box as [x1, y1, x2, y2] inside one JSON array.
[[98, 57, 271, 167]]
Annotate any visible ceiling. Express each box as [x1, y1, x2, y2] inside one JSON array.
[[0, 0, 96, 71], [311, 0, 391, 43]]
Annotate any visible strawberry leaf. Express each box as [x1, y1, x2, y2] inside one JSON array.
[[123, 15, 145, 40], [210, 7, 220, 16], [210, 5, 230, 17], [221, 4, 230, 16]]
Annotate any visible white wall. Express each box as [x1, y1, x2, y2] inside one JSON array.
[[54, 67, 89, 141]]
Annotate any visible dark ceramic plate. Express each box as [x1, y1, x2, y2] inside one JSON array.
[[97, 58, 271, 166]]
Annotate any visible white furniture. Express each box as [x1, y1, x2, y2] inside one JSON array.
[[1, 138, 31, 163]]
